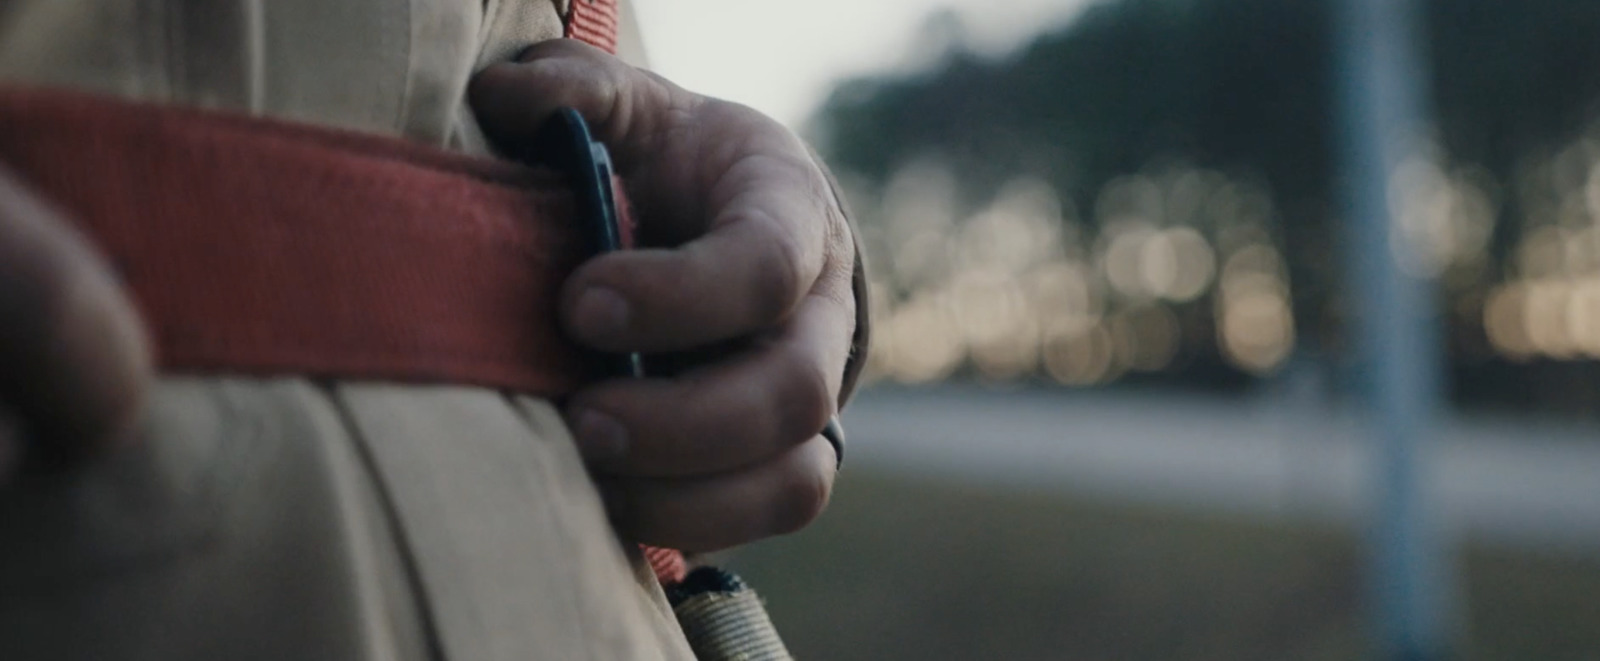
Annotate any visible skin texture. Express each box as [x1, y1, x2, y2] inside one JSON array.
[[471, 39, 857, 553], [0, 166, 152, 480]]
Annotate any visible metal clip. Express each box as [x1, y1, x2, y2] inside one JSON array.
[[530, 107, 644, 378]]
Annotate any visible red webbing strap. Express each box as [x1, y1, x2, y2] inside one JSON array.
[[565, 0, 621, 53], [643, 544, 689, 585], [0, 86, 690, 585], [0, 87, 603, 395]]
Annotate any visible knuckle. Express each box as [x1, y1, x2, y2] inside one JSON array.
[[815, 207, 856, 300], [831, 206, 855, 259], [595, 63, 633, 133], [778, 355, 834, 446], [752, 228, 805, 321]]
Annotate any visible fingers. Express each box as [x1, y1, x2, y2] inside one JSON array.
[[472, 40, 807, 229], [473, 40, 850, 351], [563, 178, 837, 351], [601, 435, 838, 553], [568, 291, 854, 477], [471, 42, 860, 547], [470, 39, 689, 172], [0, 169, 151, 472]]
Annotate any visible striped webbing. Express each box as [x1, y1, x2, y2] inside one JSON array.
[[563, 0, 687, 584], [565, 0, 620, 53]]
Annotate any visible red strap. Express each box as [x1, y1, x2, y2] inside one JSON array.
[[643, 545, 689, 584], [0, 87, 606, 395], [0, 86, 689, 586], [565, 0, 621, 53]]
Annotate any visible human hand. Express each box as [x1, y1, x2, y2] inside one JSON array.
[[0, 167, 151, 481], [471, 40, 859, 553]]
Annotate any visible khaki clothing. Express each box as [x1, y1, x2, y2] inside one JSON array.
[[0, 380, 693, 660], [0, 0, 646, 152], [0, 1, 697, 659]]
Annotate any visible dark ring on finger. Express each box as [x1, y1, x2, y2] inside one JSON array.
[[820, 415, 844, 470]]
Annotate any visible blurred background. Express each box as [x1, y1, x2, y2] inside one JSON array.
[[637, 0, 1600, 658]]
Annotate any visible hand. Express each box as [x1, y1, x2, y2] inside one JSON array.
[[0, 167, 152, 481], [471, 40, 858, 553]]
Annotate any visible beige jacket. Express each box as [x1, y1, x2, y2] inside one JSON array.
[[0, 2, 707, 660], [0, 0, 646, 153], [0, 0, 868, 407]]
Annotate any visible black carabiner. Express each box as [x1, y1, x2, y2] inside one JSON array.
[[528, 107, 644, 378]]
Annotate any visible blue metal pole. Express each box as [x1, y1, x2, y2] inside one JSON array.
[[1333, 0, 1458, 659]]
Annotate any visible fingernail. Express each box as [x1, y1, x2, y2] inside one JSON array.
[[574, 408, 630, 463], [573, 287, 630, 339]]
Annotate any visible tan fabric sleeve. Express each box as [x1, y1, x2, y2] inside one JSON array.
[[0, 0, 571, 151]]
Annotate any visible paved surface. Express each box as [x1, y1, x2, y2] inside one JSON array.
[[843, 384, 1600, 553]]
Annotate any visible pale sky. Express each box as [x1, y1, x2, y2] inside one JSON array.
[[632, 0, 1098, 127]]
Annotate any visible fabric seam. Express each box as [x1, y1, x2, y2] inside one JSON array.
[[323, 382, 450, 661]]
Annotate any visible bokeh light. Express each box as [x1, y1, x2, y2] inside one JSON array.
[[861, 161, 1297, 384]]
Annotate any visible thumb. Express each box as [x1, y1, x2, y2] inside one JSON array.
[[468, 38, 692, 171], [0, 168, 152, 476]]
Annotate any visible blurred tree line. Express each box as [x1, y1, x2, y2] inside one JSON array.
[[813, 0, 1600, 416]]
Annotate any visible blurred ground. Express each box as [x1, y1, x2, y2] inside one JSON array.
[[724, 387, 1600, 660], [731, 471, 1600, 661], [839, 385, 1600, 551]]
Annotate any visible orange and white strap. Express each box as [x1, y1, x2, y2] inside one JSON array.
[[565, 0, 620, 54]]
